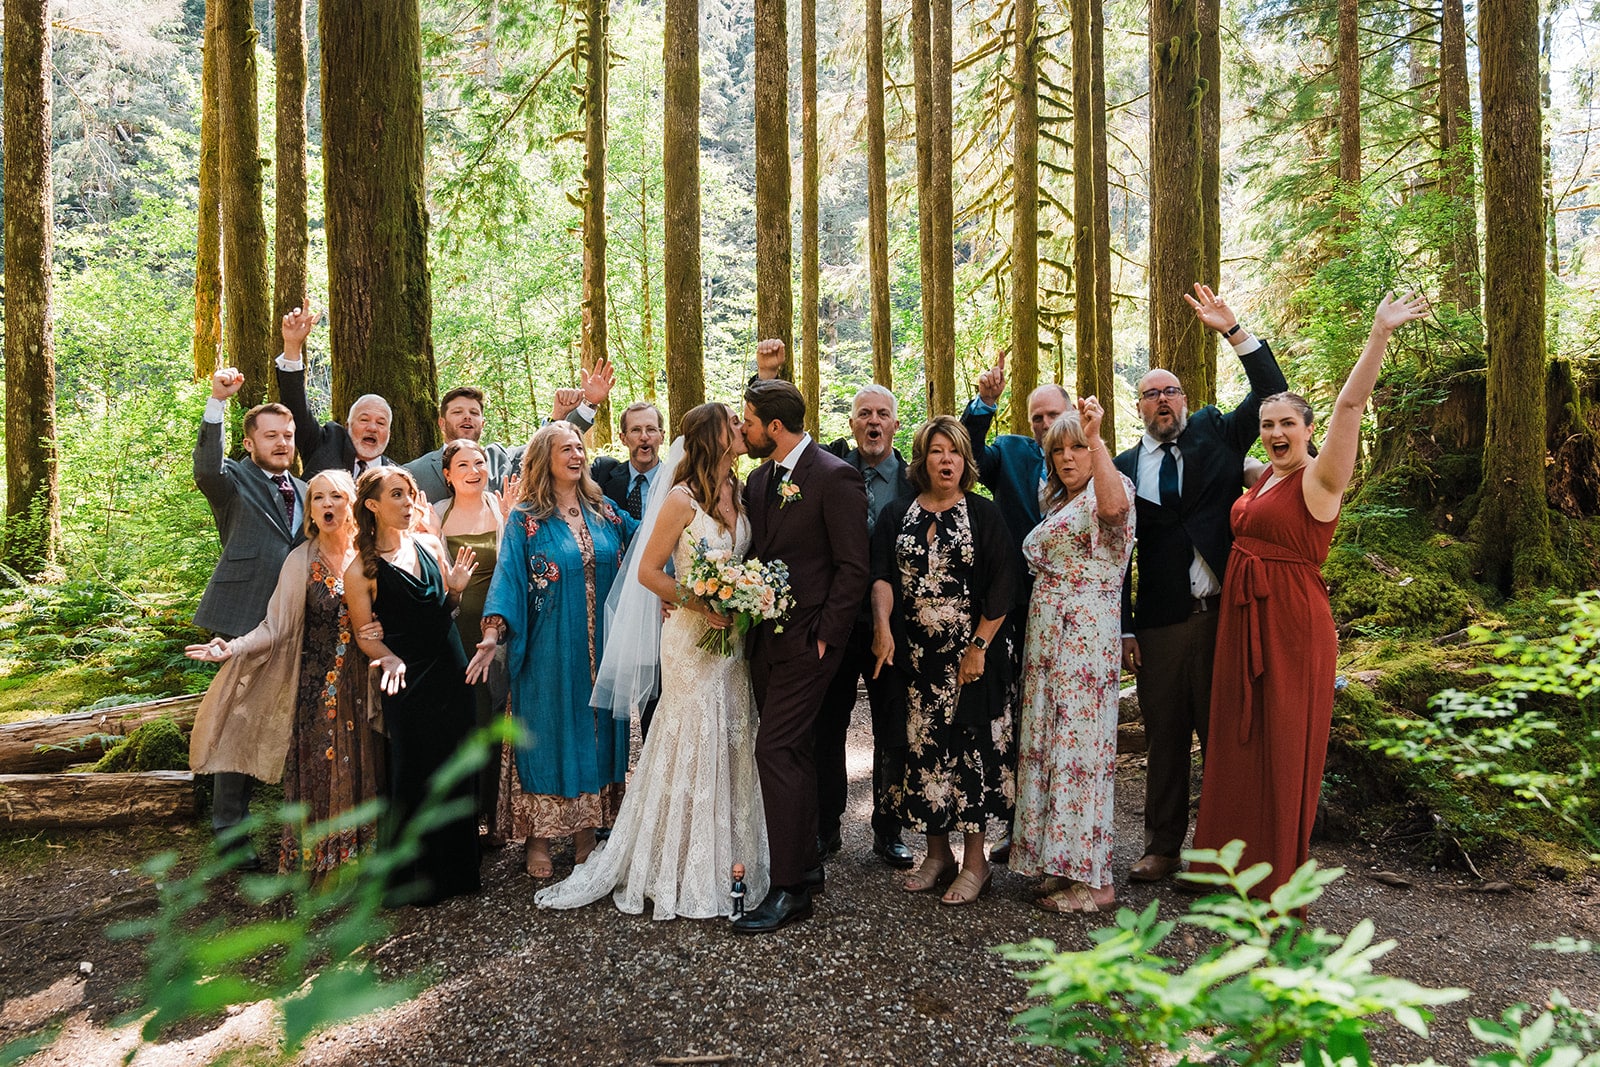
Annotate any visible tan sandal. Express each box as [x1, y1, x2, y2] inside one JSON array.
[[1032, 875, 1072, 898], [902, 858, 957, 893], [525, 840, 553, 879], [940, 866, 993, 906], [1034, 882, 1110, 914]]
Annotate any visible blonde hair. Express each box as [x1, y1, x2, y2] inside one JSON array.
[[511, 422, 604, 519], [303, 470, 358, 540], [1040, 411, 1093, 514]]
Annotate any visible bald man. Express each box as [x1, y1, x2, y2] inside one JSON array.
[[1112, 283, 1287, 884]]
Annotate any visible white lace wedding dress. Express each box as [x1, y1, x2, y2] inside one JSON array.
[[534, 494, 770, 919]]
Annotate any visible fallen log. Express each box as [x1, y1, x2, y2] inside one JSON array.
[[1117, 721, 1146, 755], [0, 771, 196, 829], [0, 694, 200, 774]]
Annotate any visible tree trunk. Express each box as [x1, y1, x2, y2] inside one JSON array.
[[1540, 9, 1557, 278], [193, 0, 224, 383], [755, 0, 794, 369], [663, 0, 705, 427], [639, 179, 657, 402], [275, 0, 309, 336], [0, 696, 202, 775], [914, 0, 955, 415], [800, 0, 821, 433], [1438, 0, 1480, 314], [1198, 0, 1220, 403], [320, 0, 439, 460], [1148, 0, 1206, 395], [1337, 0, 1360, 228], [1089, 0, 1114, 442], [1011, 0, 1039, 437], [2, 0, 58, 575], [865, 0, 893, 388], [582, 0, 613, 447], [0, 773, 196, 830], [1473, 0, 1555, 592], [218, 0, 273, 408], [912, 0, 935, 410]]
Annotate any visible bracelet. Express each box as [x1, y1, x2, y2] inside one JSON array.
[[1223, 323, 1242, 339]]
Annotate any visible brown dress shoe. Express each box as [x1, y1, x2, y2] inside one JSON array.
[[1128, 853, 1184, 882]]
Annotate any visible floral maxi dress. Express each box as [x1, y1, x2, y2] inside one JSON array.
[[1010, 474, 1135, 885]]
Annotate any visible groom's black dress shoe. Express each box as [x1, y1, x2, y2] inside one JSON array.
[[873, 833, 915, 869], [730, 887, 813, 933], [802, 864, 826, 895], [817, 829, 843, 857]]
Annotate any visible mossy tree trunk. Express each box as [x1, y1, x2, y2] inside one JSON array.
[[865, 0, 892, 388], [1072, 0, 1114, 444], [1148, 0, 1206, 397], [1337, 0, 1360, 229], [1473, 0, 1556, 592], [1198, 0, 1219, 403], [1438, 0, 1480, 316], [1010, 0, 1038, 437], [581, 0, 613, 447], [320, 0, 439, 460], [275, 0, 309, 339], [218, 0, 273, 408], [663, 0, 704, 429], [1090, 0, 1114, 438], [755, 0, 794, 370], [800, 0, 821, 433], [3, 0, 59, 574], [913, 0, 955, 415], [193, 0, 223, 383]]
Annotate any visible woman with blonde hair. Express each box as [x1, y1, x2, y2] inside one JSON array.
[[187, 469, 385, 876], [469, 422, 638, 880]]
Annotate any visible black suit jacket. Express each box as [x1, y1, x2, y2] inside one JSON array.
[[820, 437, 914, 629], [276, 364, 396, 477], [591, 455, 644, 516], [1113, 339, 1287, 631]]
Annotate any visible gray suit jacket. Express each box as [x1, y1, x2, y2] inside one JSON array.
[[193, 419, 307, 637], [404, 409, 596, 503]]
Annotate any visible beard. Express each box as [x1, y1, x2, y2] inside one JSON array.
[[1144, 409, 1187, 443], [743, 432, 777, 459]]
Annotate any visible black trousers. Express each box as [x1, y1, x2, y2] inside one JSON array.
[[815, 620, 906, 840]]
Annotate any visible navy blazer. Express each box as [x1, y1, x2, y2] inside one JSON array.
[[1113, 339, 1287, 631], [591, 454, 647, 516], [192, 419, 306, 637]]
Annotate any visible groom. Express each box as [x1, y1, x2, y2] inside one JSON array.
[[735, 364, 870, 933]]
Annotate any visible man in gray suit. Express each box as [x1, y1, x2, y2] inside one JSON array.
[[194, 366, 306, 864]]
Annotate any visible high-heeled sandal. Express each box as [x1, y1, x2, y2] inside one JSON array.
[[902, 857, 957, 893]]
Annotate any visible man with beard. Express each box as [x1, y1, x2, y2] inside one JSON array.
[[191, 368, 305, 866], [1112, 283, 1287, 884], [275, 307, 398, 479]]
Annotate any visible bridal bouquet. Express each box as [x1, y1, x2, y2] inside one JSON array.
[[679, 540, 794, 656]]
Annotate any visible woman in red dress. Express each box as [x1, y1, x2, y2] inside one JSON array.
[[1190, 291, 1428, 903]]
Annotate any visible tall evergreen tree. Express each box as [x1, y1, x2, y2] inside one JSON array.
[[1073, 0, 1114, 443], [218, 0, 273, 406], [800, 0, 821, 432], [1438, 0, 1480, 313], [864, 0, 893, 388], [193, 0, 223, 383], [275, 0, 310, 331], [1011, 0, 1040, 436], [755, 0, 794, 366], [664, 0, 705, 423], [581, 0, 613, 446], [912, 0, 956, 414], [1148, 0, 1206, 397], [1337, 0, 1361, 228]]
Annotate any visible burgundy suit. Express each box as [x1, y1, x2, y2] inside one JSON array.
[[744, 440, 871, 887]]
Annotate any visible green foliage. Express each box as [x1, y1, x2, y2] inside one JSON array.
[[90, 716, 189, 772], [1324, 497, 1483, 636], [998, 840, 1467, 1065], [1469, 992, 1600, 1067]]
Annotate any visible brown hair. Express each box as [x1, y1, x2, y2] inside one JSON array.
[[619, 401, 663, 435], [908, 416, 978, 494], [744, 379, 806, 434], [439, 386, 485, 417], [1259, 391, 1320, 457], [1040, 411, 1092, 515], [441, 438, 489, 495], [243, 402, 293, 437], [675, 403, 742, 532], [510, 422, 604, 520], [354, 466, 419, 579], [304, 469, 358, 540]]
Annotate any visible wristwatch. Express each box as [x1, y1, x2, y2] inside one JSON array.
[[969, 634, 990, 651]]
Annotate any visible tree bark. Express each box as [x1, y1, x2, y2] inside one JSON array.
[[582, 0, 613, 446], [275, 0, 309, 336], [1148, 0, 1206, 395], [914, 0, 955, 415], [755, 0, 794, 369], [1438, 0, 1480, 314], [1473, 0, 1555, 591], [0, 696, 202, 775], [1089, 0, 1114, 442], [0, 773, 196, 829], [217, 0, 273, 408], [3, 0, 58, 574], [1011, 0, 1039, 437], [663, 0, 705, 426], [1337, 0, 1360, 228], [320, 0, 439, 460], [1540, 9, 1557, 278], [865, 0, 893, 388], [800, 0, 821, 433], [193, 0, 224, 383], [1198, 0, 1220, 403]]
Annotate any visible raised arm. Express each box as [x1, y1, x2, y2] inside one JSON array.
[[1079, 397, 1129, 525], [1304, 291, 1429, 520], [961, 351, 1007, 485], [1185, 283, 1289, 451], [194, 368, 245, 503], [276, 308, 325, 446]]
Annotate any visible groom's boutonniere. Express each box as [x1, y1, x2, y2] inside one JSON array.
[[778, 478, 803, 508]]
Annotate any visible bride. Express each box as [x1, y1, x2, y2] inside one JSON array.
[[534, 402, 770, 919]]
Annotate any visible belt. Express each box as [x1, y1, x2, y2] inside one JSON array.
[[1191, 595, 1222, 614], [1226, 536, 1326, 746]]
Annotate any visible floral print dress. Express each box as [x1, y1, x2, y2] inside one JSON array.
[[887, 499, 1015, 836], [1010, 474, 1135, 885]]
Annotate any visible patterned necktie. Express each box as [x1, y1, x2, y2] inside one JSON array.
[[1158, 442, 1180, 509], [355, 459, 368, 479], [863, 468, 879, 535], [275, 474, 296, 528], [625, 473, 646, 520]]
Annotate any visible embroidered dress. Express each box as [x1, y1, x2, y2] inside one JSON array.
[[1010, 475, 1136, 885], [279, 556, 384, 875]]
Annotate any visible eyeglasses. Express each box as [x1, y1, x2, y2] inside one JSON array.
[[1140, 386, 1186, 401]]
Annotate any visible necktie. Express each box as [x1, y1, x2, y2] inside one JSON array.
[[625, 473, 646, 520], [767, 467, 782, 504], [863, 469, 879, 534], [1158, 442, 1180, 509], [355, 459, 368, 479], [275, 474, 296, 528]]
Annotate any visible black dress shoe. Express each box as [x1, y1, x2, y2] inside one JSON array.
[[872, 833, 915, 869], [816, 829, 843, 857], [730, 887, 813, 933], [801, 864, 826, 895]]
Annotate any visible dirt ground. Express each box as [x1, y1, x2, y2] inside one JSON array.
[[2, 712, 1597, 1066]]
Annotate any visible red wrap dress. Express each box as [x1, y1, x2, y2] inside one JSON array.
[[1191, 465, 1338, 900]]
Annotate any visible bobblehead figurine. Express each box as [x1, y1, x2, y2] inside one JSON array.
[[730, 864, 748, 918]]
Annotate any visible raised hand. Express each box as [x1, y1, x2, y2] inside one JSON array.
[[755, 338, 787, 380], [1372, 290, 1429, 336], [185, 637, 233, 663], [211, 367, 245, 401], [281, 305, 321, 358], [1183, 283, 1239, 336], [376, 654, 408, 694], [551, 387, 583, 421], [1077, 395, 1104, 442], [444, 545, 479, 594], [500, 471, 522, 507], [976, 349, 1007, 406], [580, 358, 616, 407]]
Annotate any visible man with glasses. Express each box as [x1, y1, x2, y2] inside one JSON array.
[[1113, 283, 1287, 884]]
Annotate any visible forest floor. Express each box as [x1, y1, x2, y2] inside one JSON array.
[[2, 710, 1597, 1067]]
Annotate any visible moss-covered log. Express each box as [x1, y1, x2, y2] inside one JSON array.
[[0, 696, 202, 775], [0, 772, 196, 829]]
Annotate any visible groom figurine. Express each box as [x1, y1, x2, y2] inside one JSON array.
[[734, 352, 870, 933]]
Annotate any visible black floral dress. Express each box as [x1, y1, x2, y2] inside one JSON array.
[[879, 496, 1017, 836]]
